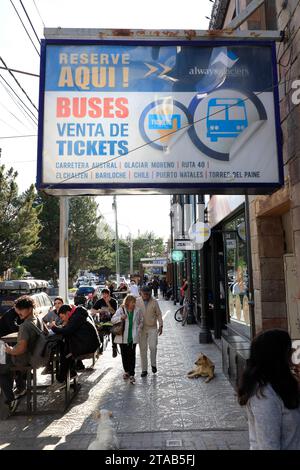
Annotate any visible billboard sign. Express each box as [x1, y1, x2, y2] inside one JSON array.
[[37, 39, 282, 195]]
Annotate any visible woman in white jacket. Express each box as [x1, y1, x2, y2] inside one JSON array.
[[111, 294, 143, 384]]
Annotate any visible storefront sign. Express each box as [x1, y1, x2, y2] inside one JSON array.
[[174, 239, 203, 250], [189, 222, 211, 244], [37, 40, 282, 195], [172, 250, 184, 262]]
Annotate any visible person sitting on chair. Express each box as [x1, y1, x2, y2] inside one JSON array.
[[0, 296, 46, 414], [50, 301, 100, 381], [91, 288, 118, 357]]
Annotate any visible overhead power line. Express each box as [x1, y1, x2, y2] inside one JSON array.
[[0, 134, 37, 139], [19, 0, 41, 45], [9, 0, 40, 56], [0, 76, 38, 128], [32, 0, 45, 28], [0, 117, 23, 134], [0, 98, 30, 128], [0, 74, 38, 125], [0, 66, 39, 77], [1, 159, 36, 163], [0, 57, 38, 112]]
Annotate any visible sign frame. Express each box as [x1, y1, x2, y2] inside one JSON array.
[[37, 38, 283, 196]]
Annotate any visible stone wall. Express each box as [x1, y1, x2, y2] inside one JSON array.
[[276, 0, 300, 305], [249, 196, 287, 333]]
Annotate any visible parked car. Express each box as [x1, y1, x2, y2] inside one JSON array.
[[0, 279, 53, 317], [74, 285, 100, 304]]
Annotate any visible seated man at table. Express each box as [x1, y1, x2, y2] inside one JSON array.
[[0, 296, 45, 414], [0, 307, 23, 337], [50, 302, 101, 382]]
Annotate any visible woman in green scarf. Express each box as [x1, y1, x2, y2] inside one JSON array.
[[111, 294, 143, 384]]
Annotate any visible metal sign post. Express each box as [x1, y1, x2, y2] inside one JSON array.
[[59, 196, 69, 303]]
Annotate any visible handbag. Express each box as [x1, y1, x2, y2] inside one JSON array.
[[111, 308, 125, 336]]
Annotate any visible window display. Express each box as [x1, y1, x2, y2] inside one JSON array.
[[224, 214, 250, 329]]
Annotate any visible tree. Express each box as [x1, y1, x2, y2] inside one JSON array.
[[68, 196, 114, 280], [23, 193, 114, 283], [23, 191, 60, 281], [118, 231, 165, 274], [0, 163, 41, 275]]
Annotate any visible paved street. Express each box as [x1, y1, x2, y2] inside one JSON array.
[[0, 300, 249, 450]]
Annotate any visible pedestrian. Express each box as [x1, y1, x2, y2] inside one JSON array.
[[0, 296, 46, 414], [179, 278, 188, 305], [152, 277, 159, 298], [91, 288, 118, 357], [41, 296, 64, 375], [237, 329, 300, 450], [129, 280, 139, 297], [137, 285, 163, 377], [161, 278, 168, 298], [108, 282, 115, 297], [111, 294, 143, 384]]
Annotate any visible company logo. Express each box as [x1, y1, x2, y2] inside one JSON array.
[[144, 62, 173, 78], [211, 51, 239, 68]]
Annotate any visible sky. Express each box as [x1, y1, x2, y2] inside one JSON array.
[[0, 0, 212, 240]]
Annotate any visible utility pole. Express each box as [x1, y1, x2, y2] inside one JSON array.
[[112, 195, 120, 285], [59, 196, 69, 302]]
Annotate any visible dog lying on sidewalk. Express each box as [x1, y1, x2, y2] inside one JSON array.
[[88, 409, 119, 450], [187, 353, 215, 383]]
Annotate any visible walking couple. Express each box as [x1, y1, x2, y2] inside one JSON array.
[[111, 285, 163, 384]]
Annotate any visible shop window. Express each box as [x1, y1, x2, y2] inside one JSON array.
[[224, 214, 250, 332]]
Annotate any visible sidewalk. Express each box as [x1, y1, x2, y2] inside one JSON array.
[[0, 300, 249, 450]]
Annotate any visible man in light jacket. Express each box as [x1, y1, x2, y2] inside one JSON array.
[[137, 285, 163, 377]]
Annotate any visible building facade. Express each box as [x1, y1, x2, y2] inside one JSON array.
[[206, 0, 300, 385]]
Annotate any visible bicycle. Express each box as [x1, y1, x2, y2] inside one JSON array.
[[174, 297, 189, 326]]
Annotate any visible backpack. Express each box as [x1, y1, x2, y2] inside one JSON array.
[[29, 321, 59, 368]]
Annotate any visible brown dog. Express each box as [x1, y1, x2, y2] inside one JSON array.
[[187, 353, 215, 383]]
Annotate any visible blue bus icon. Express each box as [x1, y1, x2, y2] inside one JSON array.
[[207, 98, 248, 142]]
